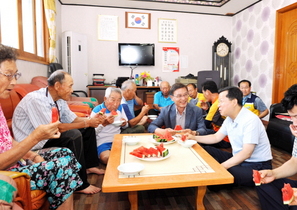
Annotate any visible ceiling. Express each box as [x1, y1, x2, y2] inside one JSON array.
[[58, 0, 262, 16]]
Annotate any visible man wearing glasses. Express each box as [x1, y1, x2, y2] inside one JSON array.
[[148, 83, 207, 136]]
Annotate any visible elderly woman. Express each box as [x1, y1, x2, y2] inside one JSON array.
[[0, 44, 82, 209]]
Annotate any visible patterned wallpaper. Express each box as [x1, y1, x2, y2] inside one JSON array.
[[232, 0, 296, 120]]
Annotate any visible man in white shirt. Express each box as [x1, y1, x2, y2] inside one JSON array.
[[187, 86, 272, 189]]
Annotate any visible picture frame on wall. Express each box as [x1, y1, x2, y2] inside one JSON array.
[[125, 12, 151, 29], [158, 18, 177, 43], [98, 15, 118, 41]]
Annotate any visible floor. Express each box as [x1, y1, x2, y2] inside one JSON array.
[[73, 145, 297, 210]]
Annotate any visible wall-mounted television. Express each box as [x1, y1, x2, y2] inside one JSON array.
[[118, 43, 155, 66]]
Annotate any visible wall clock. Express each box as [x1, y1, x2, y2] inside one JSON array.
[[212, 36, 232, 88]]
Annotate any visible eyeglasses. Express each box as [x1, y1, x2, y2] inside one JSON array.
[[173, 93, 189, 99], [0, 71, 22, 81]]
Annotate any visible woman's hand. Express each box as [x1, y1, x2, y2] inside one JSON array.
[[30, 121, 60, 143], [32, 154, 45, 163]]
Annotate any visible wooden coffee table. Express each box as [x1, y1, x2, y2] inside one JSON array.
[[102, 134, 234, 210]]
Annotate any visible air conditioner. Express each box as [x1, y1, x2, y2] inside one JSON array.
[[62, 31, 88, 93]]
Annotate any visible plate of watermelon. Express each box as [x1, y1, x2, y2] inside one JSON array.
[[150, 130, 176, 145], [130, 144, 170, 161]]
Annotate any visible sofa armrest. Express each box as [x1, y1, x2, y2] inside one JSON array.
[[269, 103, 288, 120], [0, 171, 32, 210]]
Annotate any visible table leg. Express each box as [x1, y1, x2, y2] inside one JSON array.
[[128, 191, 138, 210], [195, 186, 206, 210]]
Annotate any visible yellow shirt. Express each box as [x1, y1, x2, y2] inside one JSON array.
[[187, 93, 206, 108]]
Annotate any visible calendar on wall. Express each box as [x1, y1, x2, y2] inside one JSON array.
[[158, 19, 177, 43]]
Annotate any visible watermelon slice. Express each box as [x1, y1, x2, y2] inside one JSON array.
[[252, 170, 261, 186], [153, 130, 174, 142], [156, 144, 169, 157], [51, 107, 59, 123], [130, 144, 169, 158], [129, 151, 143, 158], [174, 125, 182, 130], [181, 134, 187, 142], [282, 183, 294, 205], [111, 110, 118, 117], [99, 108, 106, 115]]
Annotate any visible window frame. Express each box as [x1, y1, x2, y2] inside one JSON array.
[[0, 0, 49, 64]]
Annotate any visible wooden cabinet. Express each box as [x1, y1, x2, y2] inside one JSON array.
[[145, 92, 155, 109]]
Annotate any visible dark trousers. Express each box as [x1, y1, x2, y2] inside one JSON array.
[[199, 140, 231, 149], [43, 127, 99, 190], [256, 178, 297, 210], [148, 109, 160, 115], [203, 146, 272, 187]]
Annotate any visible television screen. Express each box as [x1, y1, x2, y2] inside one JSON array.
[[118, 43, 155, 66]]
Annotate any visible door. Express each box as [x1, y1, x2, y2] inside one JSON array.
[[272, 3, 297, 103]]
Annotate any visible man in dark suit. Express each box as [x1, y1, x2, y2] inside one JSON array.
[[148, 83, 207, 136]]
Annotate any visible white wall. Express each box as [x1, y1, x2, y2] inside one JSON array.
[[60, 5, 232, 85], [17, 0, 297, 122]]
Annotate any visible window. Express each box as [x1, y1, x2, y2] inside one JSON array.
[[0, 0, 49, 64]]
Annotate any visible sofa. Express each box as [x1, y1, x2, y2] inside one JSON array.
[[266, 103, 294, 153]]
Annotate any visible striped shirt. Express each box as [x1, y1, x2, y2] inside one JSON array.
[[12, 87, 77, 150]]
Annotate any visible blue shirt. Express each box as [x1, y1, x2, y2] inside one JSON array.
[[126, 99, 138, 118], [218, 107, 272, 162], [153, 91, 174, 109]]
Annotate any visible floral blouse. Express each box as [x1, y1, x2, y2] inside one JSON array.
[[0, 105, 20, 169]]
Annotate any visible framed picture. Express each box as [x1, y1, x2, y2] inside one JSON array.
[[98, 15, 118, 41], [125, 12, 151, 29], [158, 18, 177, 43]]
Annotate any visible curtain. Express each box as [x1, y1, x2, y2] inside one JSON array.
[[44, 0, 56, 63]]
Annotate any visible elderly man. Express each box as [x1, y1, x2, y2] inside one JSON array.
[[187, 86, 272, 189], [12, 70, 104, 195], [238, 79, 269, 119], [148, 83, 207, 136], [120, 80, 149, 133], [91, 87, 128, 164], [186, 83, 207, 108], [148, 81, 174, 115]]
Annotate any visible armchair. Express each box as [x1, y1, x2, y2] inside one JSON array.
[[266, 103, 294, 153], [0, 171, 48, 210]]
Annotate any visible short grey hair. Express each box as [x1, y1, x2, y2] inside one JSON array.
[[121, 80, 135, 91], [105, 87, 122, 98], [48, 70, 69, 86]]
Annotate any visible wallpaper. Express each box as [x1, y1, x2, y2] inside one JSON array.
[[232, 0, 296, 120]]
